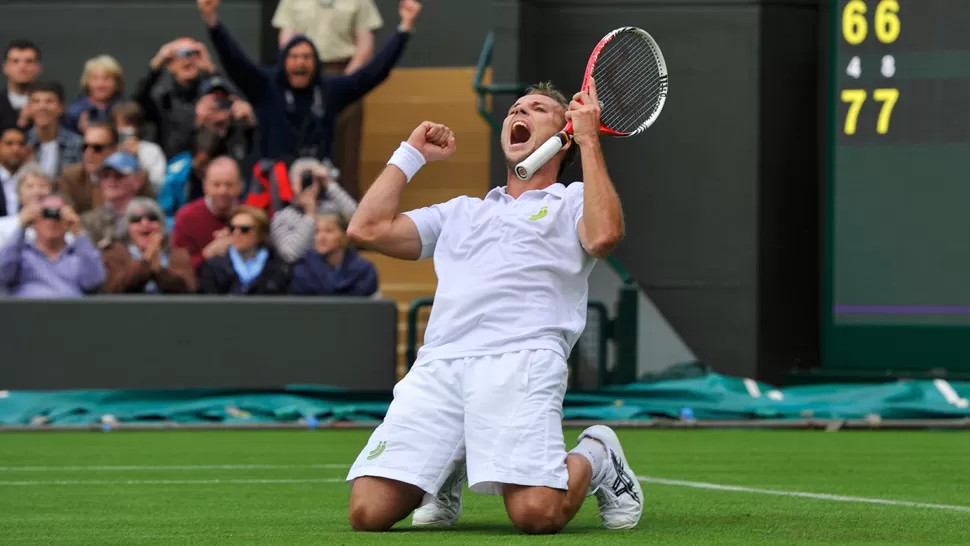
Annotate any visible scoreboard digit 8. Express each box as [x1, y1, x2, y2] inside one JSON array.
[[824, 0, 970, 374]]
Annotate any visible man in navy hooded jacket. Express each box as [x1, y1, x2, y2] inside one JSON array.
[[197, 0, 421, 166]]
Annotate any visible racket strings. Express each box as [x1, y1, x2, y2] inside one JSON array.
[[593, 30, 665, 134]]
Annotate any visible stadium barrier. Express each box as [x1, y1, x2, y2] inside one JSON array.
[[0, 296, 398, 392]]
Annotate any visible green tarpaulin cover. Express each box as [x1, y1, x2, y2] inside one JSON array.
[[1, 372, 968, 425]]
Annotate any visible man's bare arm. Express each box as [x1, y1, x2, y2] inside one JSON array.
[[347, 121, 457, 260]]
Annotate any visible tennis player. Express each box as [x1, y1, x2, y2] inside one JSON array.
[[344, 78, 642, 534]]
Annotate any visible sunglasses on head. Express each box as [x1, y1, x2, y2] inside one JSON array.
[[229, 224, 254, 234], [83, 142, 108, 152], [129, 213, 160, 224]]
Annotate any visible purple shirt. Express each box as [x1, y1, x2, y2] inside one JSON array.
[[0, 227, 106, 298]]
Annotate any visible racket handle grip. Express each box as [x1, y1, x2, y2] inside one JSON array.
[[514, 132, 570, 181]]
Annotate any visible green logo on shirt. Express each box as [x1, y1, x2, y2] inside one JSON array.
[[528, 206, 548, 221], [367, 441, 386, 460]]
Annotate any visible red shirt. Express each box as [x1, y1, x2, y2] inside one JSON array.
[[172, 198, 229, 272]]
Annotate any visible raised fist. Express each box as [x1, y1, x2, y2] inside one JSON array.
[[407, 121, 456, 162], [399, 0, 422, 32], [198, 0, 220, 26]]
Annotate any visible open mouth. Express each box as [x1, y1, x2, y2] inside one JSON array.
[[510, 120, 532, 147]]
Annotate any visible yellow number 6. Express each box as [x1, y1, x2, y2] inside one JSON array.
[[843, 0, 867, 45], [875, 0, 901, 44]]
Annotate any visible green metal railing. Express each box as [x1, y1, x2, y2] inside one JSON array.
[[405, 297, 613, 389]]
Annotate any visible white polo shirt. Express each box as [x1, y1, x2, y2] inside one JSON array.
[[403, 182, 595, 364]]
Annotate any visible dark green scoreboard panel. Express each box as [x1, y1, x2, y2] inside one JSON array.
[[824, 0, 970, 375]]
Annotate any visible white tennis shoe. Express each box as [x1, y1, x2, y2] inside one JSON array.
[[579, 425, 644, 529], [411, 461, 466, 526]]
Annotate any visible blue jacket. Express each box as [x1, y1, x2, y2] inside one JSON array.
[[207, 23, 410, 163], [289, 248, 378, 297]]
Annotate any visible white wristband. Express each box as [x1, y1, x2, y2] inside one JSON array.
[[387, 141, 426, 183]]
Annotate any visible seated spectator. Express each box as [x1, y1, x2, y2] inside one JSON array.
[[0, 126, 30, 216], [64, 55, 124, 134], [270, 158, 357, 263], [111, 101, 167, 193], [0, 163, 52, 247], [0, 39, 41, 131], [171, 156, 241, 272], [289, 212, 377, 297], [199, 0, 421, 166], [100, 197, 195, 294], [80, 151, 148, 246], [159, 129, 221, 229], [58, 123, 154, 214], [26, 81, 83, 178], [199, 205, 288, 295], [0, 194, 104, 298], [134, 38, 217, 158], [194, 76, 256, 188]]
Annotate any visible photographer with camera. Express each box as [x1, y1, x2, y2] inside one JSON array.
[[193, 76, 256, 193], [0, 193, 104, 298], [133, 37, 218, 159], [269, 158, 357, 264]]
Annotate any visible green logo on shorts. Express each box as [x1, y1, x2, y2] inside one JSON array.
[[367, 441, 386, 460], [528, 206, 548, 221]]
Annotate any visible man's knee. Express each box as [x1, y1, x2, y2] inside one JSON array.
[[504, 486, 567, 535], [348, 477, 424, 532], [348, 499, 396, 532]]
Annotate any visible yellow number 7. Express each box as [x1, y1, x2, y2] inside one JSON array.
[[873, 88, 899, 134], [841, 89, 866, 135]]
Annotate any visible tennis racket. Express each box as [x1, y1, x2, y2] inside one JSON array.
[[514, 26, 668, 181]]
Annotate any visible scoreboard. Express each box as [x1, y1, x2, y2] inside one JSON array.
[[825, 0, 970, 373]]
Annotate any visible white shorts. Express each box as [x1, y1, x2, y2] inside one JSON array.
[[346, 349, 569, 496]]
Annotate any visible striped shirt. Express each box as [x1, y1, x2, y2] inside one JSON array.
[[269, 182, 358, 263], [0, 227, 105, 298]]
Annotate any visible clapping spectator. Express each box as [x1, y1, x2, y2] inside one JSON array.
[[112, 101, 167, 193], [0, 126, 30, 216], [171, 156, 241, 271], [0, 163, 51, 246], [194, 77, 256, 186], [64, 55, 124, 134], [26, 82, 84, 178], [59, 123, 154, 215], [0, 194, 104, 298], [272, 0, 385, 196], [289, 212, 377, 297], [135, 38, 217, 158], [270, 158, 357, 263], [0, 40, 41, 131], [198, 0, 421, 166], [199, 205, 288, 295], [100, 197, 195, 294], [80, 151, 149, 245]]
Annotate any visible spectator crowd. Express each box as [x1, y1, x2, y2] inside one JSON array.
[[0, 0, 424, 299]]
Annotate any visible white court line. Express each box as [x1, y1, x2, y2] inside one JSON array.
[[0, 478, 346, 487], [0, 463, 350, 472], [639, 476, 970, 513]]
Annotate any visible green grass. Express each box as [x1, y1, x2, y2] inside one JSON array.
[[0, 429, 968, 545]]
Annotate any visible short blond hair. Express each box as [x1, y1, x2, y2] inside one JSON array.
[[524, 81, 577, 177], [80, 55, 124, 96], [231, 205, 271, 247]]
